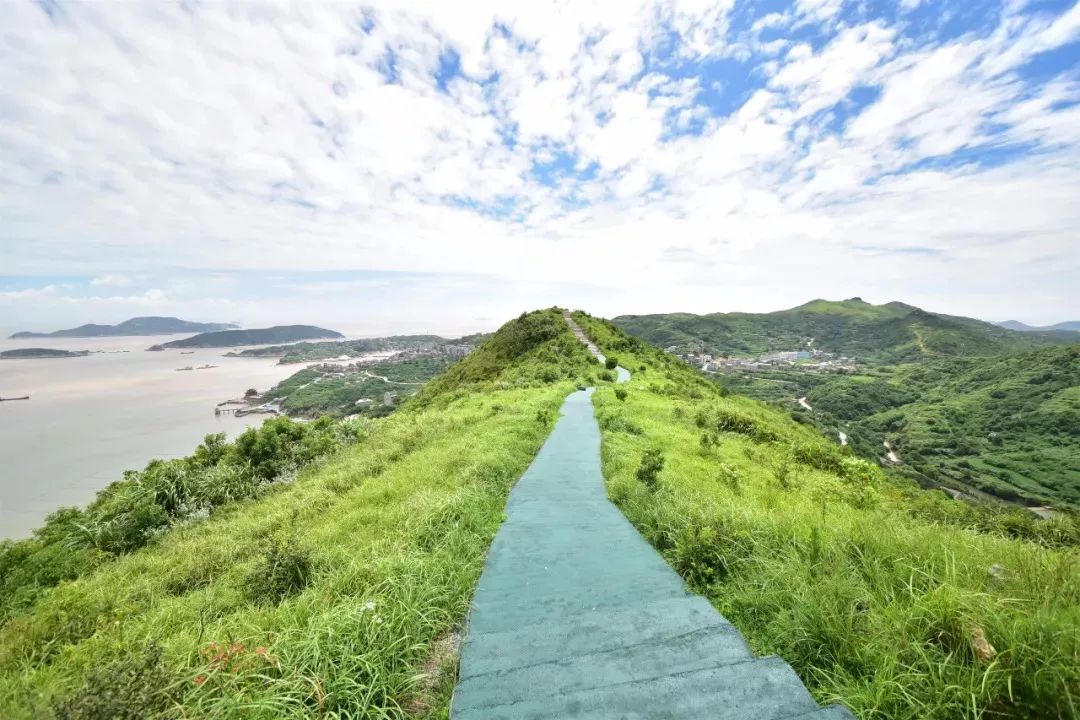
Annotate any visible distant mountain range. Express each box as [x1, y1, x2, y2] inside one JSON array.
[[996, 320, 1080, 333], [613, 298, 1074, 362], [149, 325, 343, 349], [10, 317, 238, 339]]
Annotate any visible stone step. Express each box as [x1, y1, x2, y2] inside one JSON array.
[[454, 623, 755, 710], [459, 595, 734, 678], [452, 656, 820, 720]]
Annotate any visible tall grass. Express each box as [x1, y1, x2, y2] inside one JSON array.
[[0, 309, 595, 719], [574, 311, 1079, 720]]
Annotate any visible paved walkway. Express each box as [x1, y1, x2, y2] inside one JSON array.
[[451, 382, 854, 717]]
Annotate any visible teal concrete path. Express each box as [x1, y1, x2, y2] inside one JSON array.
[[451, 385, 854, 719]]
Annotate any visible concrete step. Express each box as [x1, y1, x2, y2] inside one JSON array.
[[454, 623, 755, 710], [459, 595, 734, 678], [476, 550, 681, 595], [452, 656, 820, 720], [467, 574, 686, 635]]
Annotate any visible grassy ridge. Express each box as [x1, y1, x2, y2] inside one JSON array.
[[0, 309, 595, 719], [613, 298, 1068, 362], [574, 312, 1079, 719]]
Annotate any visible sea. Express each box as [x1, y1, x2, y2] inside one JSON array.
[[0, 334, 306, 539]]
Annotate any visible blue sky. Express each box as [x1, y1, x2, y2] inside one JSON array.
[[1, 0, 1079, 332]]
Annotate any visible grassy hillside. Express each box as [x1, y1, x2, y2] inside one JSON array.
[[717, 345, 1080, 507], [231, 335, 459, 363], [262, 356, 459, 418], [2, 307, 1076, 719], [0, 309, 597, 719], [614, 298, 1067, 362], [573, 312, 1079, 719]]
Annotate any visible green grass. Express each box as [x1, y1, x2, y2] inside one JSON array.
[[574, 312, 1080, 720], [0, 309, 595, 719], [5, 307, 1076, 719], [717, 346, 1080, 507]]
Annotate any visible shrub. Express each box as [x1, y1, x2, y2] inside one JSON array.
[[636, 449, 665, 490], [52, 644, 175, 720], [717, 463, 742, 494], [599, 413, 644, 435], [605, 357, 618, 370], [614, 388, 628, 402], [599, 370, 614, 382], [247, 533, 312, 604]]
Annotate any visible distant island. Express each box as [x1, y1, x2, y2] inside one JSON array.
[[1, 348, 90, 359], [148, 325, 344, 350], [10, 316, 238, 339], [996, 320, 1080, 333], [230, 334, 460, 363]]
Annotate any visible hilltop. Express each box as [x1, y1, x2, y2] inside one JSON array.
[[614, 298, 1068, 362], [10, 317, 237, 339], [149, 325, 343, 349], [0, 309, 1076, 720]]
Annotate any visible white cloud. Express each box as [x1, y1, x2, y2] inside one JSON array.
[[0, 0, 1078, 327]]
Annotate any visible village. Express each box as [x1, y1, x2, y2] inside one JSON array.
[[666, 345, 859, 373]]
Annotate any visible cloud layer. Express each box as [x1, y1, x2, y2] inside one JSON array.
[[2, 0, 1078, 328]]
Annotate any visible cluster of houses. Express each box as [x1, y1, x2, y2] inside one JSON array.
[[666, 346, 856, 372]]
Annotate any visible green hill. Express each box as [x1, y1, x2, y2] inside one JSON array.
[[11, 317, 237, 338], [151, 325, 343, 349], [614, 298, 1067, 362], [859, 346, 1080, 506], [0, 309, 1076, 719]]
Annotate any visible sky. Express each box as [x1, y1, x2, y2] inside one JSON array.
[[1, 0, 1079, 335]]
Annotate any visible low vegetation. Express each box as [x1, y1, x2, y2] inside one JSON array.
[[261, 355, 461, 418], [575, 311, 1079, 719], [3, 307, 1076, 719], [0, 309, 596, 719], [723, 346, 1080, 507]]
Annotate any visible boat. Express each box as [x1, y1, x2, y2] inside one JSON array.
[[0, 395, 30, 402], [176, 366, 193, 371]]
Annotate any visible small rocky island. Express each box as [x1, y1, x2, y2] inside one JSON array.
[[0, 348, 91, 359]]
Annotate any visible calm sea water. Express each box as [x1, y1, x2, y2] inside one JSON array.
[[0, 335, 301, 539]]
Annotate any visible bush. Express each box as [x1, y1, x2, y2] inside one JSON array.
[[247, 533, 312, 604], [52, 644, 175, 720], [605, 357, 618, 370], [717, 463, 742, 494], [636, 449, 665, 490], [614, 388, 628, 402], [599, 370, 614, 382]]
